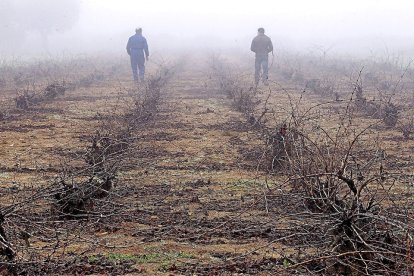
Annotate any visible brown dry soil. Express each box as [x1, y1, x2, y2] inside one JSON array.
[[1, 64, 413, 275]]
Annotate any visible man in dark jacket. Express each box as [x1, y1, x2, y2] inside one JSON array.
[[251, 27, 273, 85], [126, 28, 149, 82]]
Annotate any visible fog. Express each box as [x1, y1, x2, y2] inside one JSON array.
[[1, 0, 414, 58]]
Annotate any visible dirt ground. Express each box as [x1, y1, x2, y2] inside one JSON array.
[[0, 57, 413, 275]]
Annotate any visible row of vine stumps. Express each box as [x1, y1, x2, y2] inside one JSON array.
[[0, 62, 174, 274], [207, 56, 414, 275]]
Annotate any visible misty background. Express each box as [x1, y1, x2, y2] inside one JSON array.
[[1, 0, 414, 59]]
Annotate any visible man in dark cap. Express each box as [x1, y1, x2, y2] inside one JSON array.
[[251, 27, 273, 85], [126, 28, 149, 82]]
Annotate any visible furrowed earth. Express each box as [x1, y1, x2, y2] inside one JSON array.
[[0, 55, 413, 275]]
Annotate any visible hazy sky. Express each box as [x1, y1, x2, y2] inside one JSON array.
[[2, 0, 414, 56], [79, 0, 411, 36], [75, 0, 414, 54]]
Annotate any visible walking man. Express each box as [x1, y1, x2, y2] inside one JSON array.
[[126, 28, 149, 82], [250, 27, 273, 85]]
